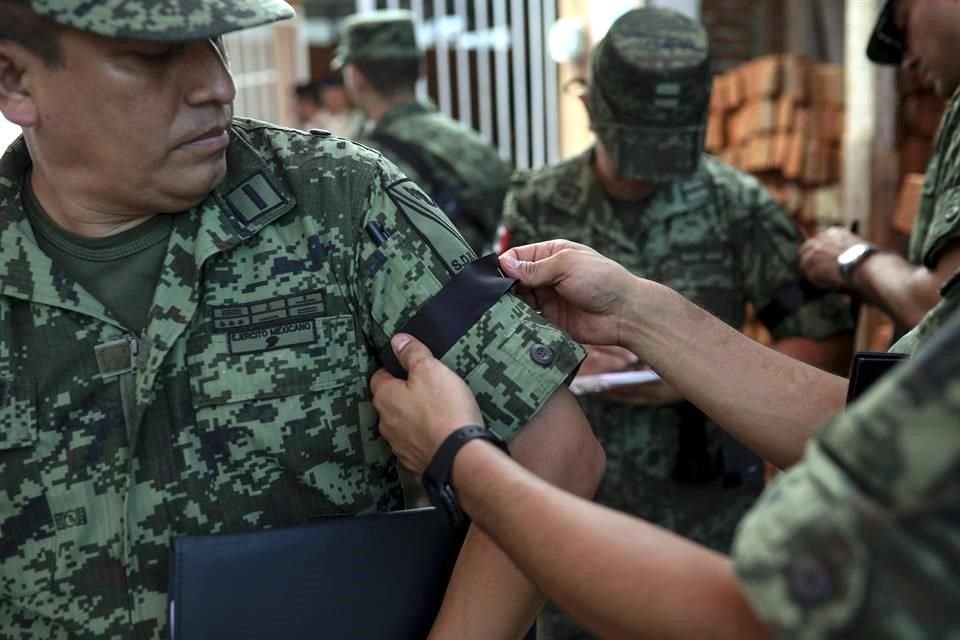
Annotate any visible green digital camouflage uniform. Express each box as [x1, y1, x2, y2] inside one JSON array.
[[504, 150, 853, 542], [334, 11, 511, 254], [500, 9, 852, 639], [733, 298, 960, 638], [0, 5, 585, 639], [859, 0, 960, 350]]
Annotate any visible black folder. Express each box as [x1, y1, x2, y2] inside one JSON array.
[[846, 351, 908, 404], [169, 507, 466, 640]]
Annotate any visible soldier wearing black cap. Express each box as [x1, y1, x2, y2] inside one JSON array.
[[800, 0, 960, 349]]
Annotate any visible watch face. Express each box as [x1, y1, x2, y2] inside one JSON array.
[[838, 243, 876, 280], [839, 244, 869, 266]]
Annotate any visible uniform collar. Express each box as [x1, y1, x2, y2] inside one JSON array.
[[374, 99, 435, 131], [0, 137, 118, 323]]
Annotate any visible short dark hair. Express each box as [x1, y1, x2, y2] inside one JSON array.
[[0, 1, 64, 67], [351, 57, 420, 97], [294, 80, 322, 104]]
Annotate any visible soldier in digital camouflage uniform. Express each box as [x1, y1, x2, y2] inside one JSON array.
[[0, 2, 604, 638], [334, 10, 511, 255], [855, 0, 960, 357], [800, 0, 960, 338], [497, 8, 853, 639]]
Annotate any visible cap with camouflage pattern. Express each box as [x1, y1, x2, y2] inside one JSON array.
[[27, 0, 294, 41], [588, 7, 711, 182], [331, 9, 419, 71]]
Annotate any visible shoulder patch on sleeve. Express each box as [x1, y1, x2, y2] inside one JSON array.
[[385, 178, 476, 274]]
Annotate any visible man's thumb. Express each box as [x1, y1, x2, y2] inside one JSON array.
[[500, 253, 556, 287], [391, 334, 434, 371]]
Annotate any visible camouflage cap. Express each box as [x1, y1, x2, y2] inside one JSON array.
[[332, 10, 419, 71], [28, 0, 294, 41], [588, 7, 711, 182]]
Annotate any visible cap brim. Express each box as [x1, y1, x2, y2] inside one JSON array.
[[866, 0, 904, 65], [34, 0, 295, 41]]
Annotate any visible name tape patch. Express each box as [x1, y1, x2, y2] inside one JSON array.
[[228, 319, 317, 355]]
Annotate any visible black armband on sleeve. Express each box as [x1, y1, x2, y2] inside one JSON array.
[[378, 253, 515, 378]]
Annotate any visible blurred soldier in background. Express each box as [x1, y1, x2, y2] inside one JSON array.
[[293, 75, 364, 138], [799, 0, 960, 346], [335, 10, 511, 255]]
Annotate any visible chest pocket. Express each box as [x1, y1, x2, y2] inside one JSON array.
[[188, 315, 359, 403], [654, 213, 740, 322], [0, 377, 58, 597], [185, 315, 371, 521]]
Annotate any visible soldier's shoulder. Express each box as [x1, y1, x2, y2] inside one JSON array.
[[231, 117, 388, 178], [701, 153, 768, 199], [701, 154, 756, 185]]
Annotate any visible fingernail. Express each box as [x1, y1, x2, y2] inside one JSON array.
[[502, 256, 519, 271], [392, 334, 412, 352]]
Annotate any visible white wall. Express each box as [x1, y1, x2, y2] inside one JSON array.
[[0, 116, 20, 152], [648, 0, 701, 20]]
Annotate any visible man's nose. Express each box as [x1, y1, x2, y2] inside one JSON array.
[[183, 39, 237, 107]]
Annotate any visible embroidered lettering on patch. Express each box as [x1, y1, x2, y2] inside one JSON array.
[[228, 319, 317, 354], [54, 507, 88, 531]]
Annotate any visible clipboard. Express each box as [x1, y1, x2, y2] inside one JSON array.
[[169, 507, 466, 640]]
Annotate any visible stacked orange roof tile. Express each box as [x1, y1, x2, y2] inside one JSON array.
[[707, 54, 844, 235]]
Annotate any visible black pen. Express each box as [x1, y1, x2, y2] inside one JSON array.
[[365, 221, 390, 246]]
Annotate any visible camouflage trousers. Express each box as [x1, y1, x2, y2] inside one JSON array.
[[537, 471, 760, 640]]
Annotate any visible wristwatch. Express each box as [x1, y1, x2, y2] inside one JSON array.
[[422, 425, 509, 527], [837, 242, 878, 282]]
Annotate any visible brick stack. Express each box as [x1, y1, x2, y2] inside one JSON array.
[[707, 54, 845, 235]]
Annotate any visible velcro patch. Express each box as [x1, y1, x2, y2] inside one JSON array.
[[211, 291, 325, 331], [224, 172, 288, 224]]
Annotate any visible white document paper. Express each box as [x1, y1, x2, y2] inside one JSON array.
[[570, 369, 662, 395]]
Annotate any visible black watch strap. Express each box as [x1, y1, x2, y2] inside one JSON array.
[[422, 425, 509, 526]]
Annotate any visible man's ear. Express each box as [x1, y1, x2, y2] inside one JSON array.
[[578, 91, 594, 132], [346, 64, 370, 94], [0, 42, 40, 128]]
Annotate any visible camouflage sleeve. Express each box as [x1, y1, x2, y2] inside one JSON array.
[[350, 157, 585, 441], [732, 313, 960, 638], [725, 173, 853, 340], [497, 170, 542, 251]]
